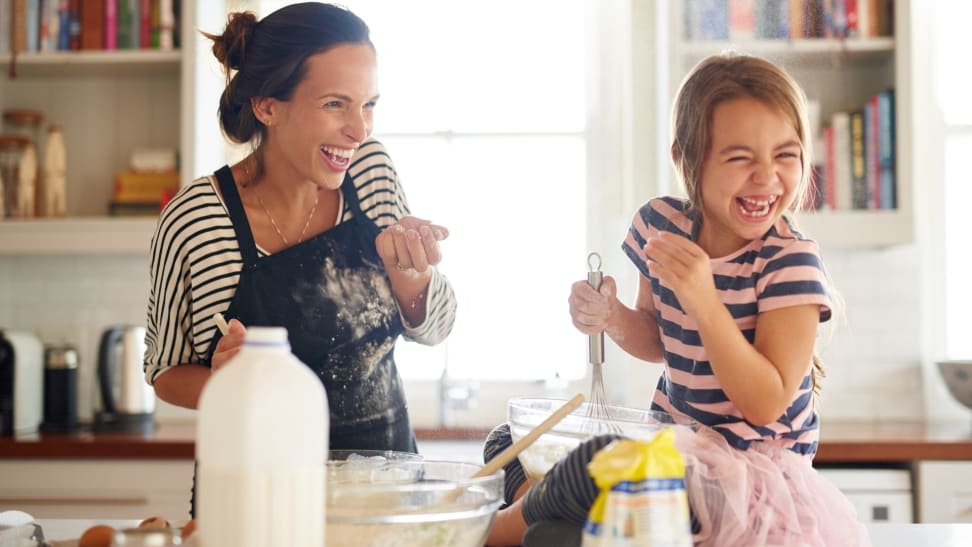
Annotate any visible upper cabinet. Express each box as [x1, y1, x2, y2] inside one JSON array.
[[0, 0, 225, 255], [663, 0, 912, 249]]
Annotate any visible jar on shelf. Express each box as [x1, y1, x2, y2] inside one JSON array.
[[0, 135, 30, 219], [2, 109, 44, 146]]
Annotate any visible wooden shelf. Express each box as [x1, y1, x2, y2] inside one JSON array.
[[796, 209, 913, 249], [0, 50, 181, 78], [680, 37, 895, 64], [0, 217, 157, 254]]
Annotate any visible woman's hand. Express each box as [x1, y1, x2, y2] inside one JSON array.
[[643, 231, 718, 318], [568, 275, 619, 335], [211, 318, 246, 372], [375, 216, 448, 274]]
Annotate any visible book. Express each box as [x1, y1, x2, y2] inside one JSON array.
[[849, 109, 867, 209], [755, 0, 788, 39], [823, 125, 836, 210], [116, 0, 131, 48], [11, 0, 27, 52], [831, 111, 852, 210], [728, 0, 756, 40], [864, 95, 880, 209], [104, 0, 116, 49], [113, 170, 179, 203], [877, 88, 895, 209], [79, 0, 103, 50], [138, 0, 149, 48]]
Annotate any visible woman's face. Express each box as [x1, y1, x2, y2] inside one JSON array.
[[695, 96, 803, 257], [263, 43, 379, 190]]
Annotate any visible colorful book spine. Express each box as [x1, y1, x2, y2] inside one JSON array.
[[864, 95, 880, 209], [138, 0, 149, 48], [104, 0, 116, 49], [116, 0, 130, 48], [878, 88, 895, 209], [25, 0, 40, 51], [849, 109, 867, 209]]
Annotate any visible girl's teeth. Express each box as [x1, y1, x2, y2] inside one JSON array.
[[738, 196, 776, 217]]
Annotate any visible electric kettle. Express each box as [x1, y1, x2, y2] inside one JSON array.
[[93, 325, 156, 434]]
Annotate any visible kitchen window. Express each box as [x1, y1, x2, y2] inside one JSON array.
[[936, 0, 972, 359], [248, 0, 649, 421]]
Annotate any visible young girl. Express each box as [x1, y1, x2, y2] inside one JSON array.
[[485, 53, 869, 547]]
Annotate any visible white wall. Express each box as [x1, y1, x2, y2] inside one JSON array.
[[0, 240, 954, 427]]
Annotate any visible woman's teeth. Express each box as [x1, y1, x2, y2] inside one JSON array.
[[737, 195, 777, 218], [322, 146, 354, 167]]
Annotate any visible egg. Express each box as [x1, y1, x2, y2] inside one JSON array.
[[138, 516, 172, 529], [180, 519, 197, 539], [78, 524, 115, 547]]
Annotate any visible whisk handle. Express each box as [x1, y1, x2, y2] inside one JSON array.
[[588, 270, 605, 365]]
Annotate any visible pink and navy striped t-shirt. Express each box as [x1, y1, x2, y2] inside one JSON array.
[[623, 196, 831, 456]]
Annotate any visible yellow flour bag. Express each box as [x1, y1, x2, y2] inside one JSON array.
[[582, 429, 692, 547]]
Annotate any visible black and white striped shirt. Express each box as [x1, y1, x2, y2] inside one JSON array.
[[144, 138, 457, 384]]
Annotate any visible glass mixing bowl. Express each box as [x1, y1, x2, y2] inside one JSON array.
[[325, 459, 503, 547], [508, 397, 695, 480]]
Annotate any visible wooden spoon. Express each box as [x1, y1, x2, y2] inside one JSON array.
[[472, 392, 586, 478]]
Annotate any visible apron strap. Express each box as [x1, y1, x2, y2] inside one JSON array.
[[214, 165, 259, 267], [339, 171, 365, 217]]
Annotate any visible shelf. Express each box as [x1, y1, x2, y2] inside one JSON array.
[[0, 50, 181, 78], [680, 37, 895, 64], [795, 209, 913, 249], [0, 217, 158, 254]]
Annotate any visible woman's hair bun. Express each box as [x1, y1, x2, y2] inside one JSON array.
[[211, 11, 259, 71]]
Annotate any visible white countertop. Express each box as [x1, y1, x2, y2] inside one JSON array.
[[33, 519, 972, 546]]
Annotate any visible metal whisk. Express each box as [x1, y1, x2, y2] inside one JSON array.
[[585, 252, 616, 429]]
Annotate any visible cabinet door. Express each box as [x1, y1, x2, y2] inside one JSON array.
[[0, 459, 194, 521], [917, 461, 972, 523]]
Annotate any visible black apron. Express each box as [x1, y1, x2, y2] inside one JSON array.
[[208, 165, 416, 452]]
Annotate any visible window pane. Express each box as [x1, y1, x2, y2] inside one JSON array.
[[384, 136, 587, 380], [945, 135, 972, 357], [329, 0, 587, 134], [935, 1, 972, 125]]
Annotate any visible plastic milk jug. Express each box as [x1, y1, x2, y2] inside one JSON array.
[[196, 327, 328, 547]]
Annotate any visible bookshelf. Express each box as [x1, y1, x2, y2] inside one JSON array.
[[664, 0, 912, 249], [0, 0, 224, 255]]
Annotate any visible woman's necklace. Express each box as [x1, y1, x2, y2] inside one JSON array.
[[244, 157, 319, 246]]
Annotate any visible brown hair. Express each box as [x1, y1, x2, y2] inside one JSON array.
[[670, 52, 827, 396], [670, 52, 814, 218], [201, 2, 373, 150]]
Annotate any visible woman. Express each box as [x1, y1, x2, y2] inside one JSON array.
[[144, 2, 455, 455]]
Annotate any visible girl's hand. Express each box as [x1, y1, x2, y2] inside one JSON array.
[[212, 319, 246, 371], [643, 232, 718, 318], [568, 275, 619, 335], [375, 216, 449, 274]]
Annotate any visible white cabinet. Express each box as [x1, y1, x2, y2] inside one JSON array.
[[661, 0, 912, 249], [817, 467, 914, 524], [916, 461, 972, 523], [0, 0, 225, 255], [0, 459, 194, 521]]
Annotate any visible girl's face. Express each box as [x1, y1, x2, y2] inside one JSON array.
[[261, 43, 379, 190], [695, 96, 803, 257]]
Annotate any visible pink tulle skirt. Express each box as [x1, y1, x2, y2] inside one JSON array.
[[674, 426, 872, 547]]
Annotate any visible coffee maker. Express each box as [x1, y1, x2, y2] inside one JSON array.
[[93, 326, 156, 434], [0, 329, 43, 436]]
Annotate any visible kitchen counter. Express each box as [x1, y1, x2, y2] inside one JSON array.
[[29, 519, 972, 546], [2, 420, 972, 462]]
